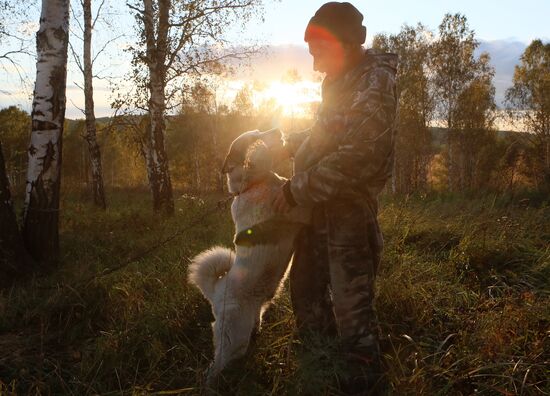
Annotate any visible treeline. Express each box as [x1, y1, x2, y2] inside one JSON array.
[[372, 15, 549, 193], [5, 14, 546, 201], [0, 110, 540, 200]]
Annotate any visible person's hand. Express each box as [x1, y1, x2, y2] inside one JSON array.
[[272, 187, 292, 213]]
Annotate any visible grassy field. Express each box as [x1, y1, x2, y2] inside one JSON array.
[[0, 190, 548, 395]]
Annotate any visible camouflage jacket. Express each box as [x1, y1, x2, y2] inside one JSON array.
[[286, 49, 398, 209]]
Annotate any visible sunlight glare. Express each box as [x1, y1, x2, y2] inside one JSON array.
[[256, 80, 321, 117]]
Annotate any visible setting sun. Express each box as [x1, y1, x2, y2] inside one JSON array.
[[255, 80, 321, 117]]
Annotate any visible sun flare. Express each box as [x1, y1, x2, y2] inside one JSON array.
[[255, 80, 321, 117]]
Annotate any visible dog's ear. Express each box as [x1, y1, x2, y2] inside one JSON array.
[[259, 128, 283, 149], [222, 130, 262, 173]]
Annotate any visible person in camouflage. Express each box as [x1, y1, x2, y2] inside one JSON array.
[[272, 2, 398, 393]]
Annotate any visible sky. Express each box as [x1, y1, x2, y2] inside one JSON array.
[[248, 0, 550, 45], [0, 0, 549, 119]]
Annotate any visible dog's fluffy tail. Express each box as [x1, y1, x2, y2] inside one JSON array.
[[188, 246, 235, 300]]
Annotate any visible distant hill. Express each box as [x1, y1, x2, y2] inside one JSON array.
[[430, 127, 526, 148]]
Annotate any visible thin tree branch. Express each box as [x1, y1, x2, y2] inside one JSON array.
[[126, 2, 144, 15], [68, 40, 84, 73], [92, 0, 107, 29], [70, 98, 86, 115], [91, 34, 125, 66], [70, 4, 85, 35]]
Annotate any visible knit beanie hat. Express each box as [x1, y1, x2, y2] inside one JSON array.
[[304, 2, 366, 44]]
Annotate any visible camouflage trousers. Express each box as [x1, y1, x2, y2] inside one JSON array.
[[290, 198, 383, 361]]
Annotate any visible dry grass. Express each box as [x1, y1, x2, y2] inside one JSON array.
[[0, 190, 548, 395]]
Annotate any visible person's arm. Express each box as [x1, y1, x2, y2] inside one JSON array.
[[288, 66, 397, 206]]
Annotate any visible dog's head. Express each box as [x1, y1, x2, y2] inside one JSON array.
[[222, 128, 283, 194]]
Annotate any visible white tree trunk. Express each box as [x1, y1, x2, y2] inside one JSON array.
[[143, 0, 174, 214], [23, 0, 70, 263], [83, 0, 106, 209]]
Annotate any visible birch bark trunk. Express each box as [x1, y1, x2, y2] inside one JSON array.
[[143, 0, 174, 215], [83, 0, 106, 209], [22, 0, 70, 264]]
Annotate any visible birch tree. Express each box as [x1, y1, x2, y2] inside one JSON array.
[[506, 39, 550, 189], [68, 0, 109, 209], [373, 24, 435, 194], [22, 0, 70, 264], [431, 14, 485, 191], [453, 56, 496, 190], [139, 0, 174, 213], [123, 0, 265, 215]]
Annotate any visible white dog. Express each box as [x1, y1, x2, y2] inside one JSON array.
[[188, 129, 310, 383]]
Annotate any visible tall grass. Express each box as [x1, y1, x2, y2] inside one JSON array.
[[0, 190, 548, 395]]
